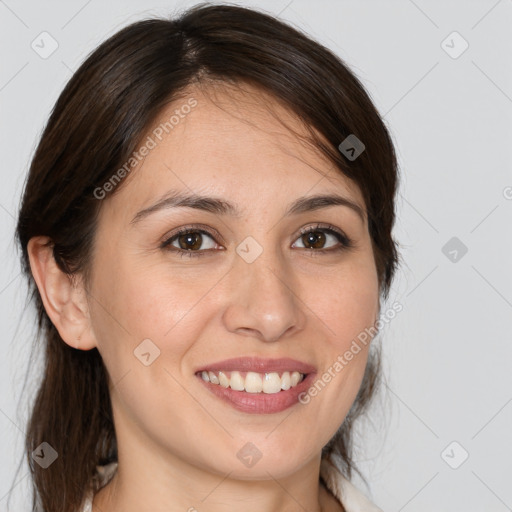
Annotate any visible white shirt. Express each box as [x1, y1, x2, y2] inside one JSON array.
[[81, 458, 383, 512]]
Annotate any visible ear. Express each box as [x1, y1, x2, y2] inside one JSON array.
[[27, 236, 97, 350]]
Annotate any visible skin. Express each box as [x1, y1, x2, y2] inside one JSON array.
[[28, 82, 380, 512]]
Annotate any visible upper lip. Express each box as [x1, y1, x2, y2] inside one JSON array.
[[195, 357, 316, 375]]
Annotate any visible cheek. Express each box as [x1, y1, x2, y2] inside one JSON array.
[[95, 249, 192, 331], [300, 258, 378, 420], [307, 258, 379, 352], [89, 258, 213, 426], [90, 253, 223, 378]]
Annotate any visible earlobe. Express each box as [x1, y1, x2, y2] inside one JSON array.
[[27, 236, 97, 351]]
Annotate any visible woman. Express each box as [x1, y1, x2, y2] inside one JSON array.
[[15, 3, 400, 511]]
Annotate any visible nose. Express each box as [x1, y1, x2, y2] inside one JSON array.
[[222, 244, 307, 343]]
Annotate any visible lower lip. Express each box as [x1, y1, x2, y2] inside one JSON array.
[[195, 372, 317, 414]]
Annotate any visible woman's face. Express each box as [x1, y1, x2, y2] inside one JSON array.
[[87, 83, 380, 480]]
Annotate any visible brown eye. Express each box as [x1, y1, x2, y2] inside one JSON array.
[[300, 230, 327, 249], [161, 228, 218, 257], [292, 224, 353, 253], [176, 232, 204, 251]]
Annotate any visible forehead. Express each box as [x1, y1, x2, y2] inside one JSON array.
[[102, 82, 365, 221]]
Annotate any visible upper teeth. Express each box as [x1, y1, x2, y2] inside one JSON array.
[[200, 370, 305, 394]]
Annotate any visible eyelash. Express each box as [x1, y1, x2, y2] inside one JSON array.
[[160, 223, 354, 259]]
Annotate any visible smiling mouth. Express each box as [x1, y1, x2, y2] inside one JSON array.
[[196, 370, 306, 394]]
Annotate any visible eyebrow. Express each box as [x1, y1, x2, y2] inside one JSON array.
[[130, 190, 366, 225]]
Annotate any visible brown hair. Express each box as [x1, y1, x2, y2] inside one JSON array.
[[14, 3, 400, 511]]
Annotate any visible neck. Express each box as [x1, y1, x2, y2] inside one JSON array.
[[93, 451, 342, 512], [93, 461, 342, 512]]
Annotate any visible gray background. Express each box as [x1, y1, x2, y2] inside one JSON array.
[[1, 0, 511, 510]]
